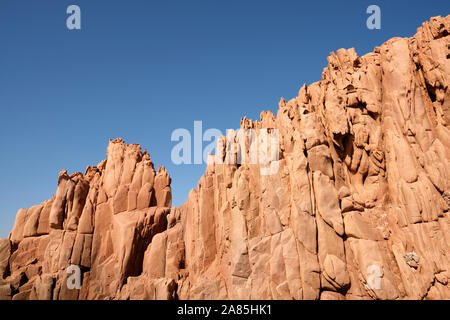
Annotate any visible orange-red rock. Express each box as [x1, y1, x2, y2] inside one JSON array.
[[1, 16, 449, 300]]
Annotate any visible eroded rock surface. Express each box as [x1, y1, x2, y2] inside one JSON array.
[[1, 16, 449, 300]]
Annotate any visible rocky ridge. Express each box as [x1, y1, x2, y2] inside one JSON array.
[[0, 16, 449, 300]]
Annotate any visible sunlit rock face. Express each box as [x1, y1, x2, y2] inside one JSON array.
[[1, 16, 449, 300]]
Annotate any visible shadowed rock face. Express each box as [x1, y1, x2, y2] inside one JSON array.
[[1, 16, 449, 300]]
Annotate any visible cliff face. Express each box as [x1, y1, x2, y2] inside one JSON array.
[[1, 16, 449, 300]]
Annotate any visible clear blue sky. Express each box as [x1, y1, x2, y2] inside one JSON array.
[[0, 0, 448, 238]]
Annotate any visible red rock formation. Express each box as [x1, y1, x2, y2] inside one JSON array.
[[0, 16, 449, 300]]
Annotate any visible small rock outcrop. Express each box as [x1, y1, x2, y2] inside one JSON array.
[[1, 16, 449, 300]]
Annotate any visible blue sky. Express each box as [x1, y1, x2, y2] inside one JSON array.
[[0, 0, 448, 238]]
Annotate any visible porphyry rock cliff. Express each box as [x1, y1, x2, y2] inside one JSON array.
[[1, 16, 449, 300]]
